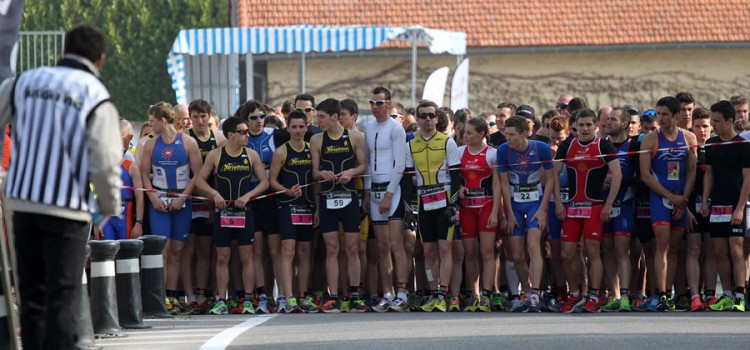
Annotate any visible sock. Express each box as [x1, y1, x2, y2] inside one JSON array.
[[384, 292, 394, 301], [235, 290, 245, 299], [589, 289, 600, 302], [724, 289, 733, 297], [482, 289, 492, 297], [438, 285, 448, 297], [619, 288, 629, 300], [166, 289, 178, 299], [398, 281, 408, 292], [255, 287, 266, 296], [187, 294, 197, 303], [571, 290, 580, 298], [350, 285, 361, 299], [397, 292, 408, 302], [704, 289, 715, 298], [735, 286, 745, 299], [244, 293, 253, 301]]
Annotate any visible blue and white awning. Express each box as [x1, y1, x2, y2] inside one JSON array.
[[168, 25, 466, 105]]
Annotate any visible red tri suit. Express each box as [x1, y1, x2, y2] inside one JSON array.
[[458, 144, 497, 238]]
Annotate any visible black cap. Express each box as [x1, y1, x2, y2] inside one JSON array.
[[516, 104, 535, 119], [622, 104, 639, 116]]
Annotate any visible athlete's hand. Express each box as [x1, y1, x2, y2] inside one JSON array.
[[532, 208, 547, 231], [148, 192, 168, 212], [505, 215, 519, 236], [458, 186, 469, 199], [336, 170, 353, 184], [378, 192, 392, 214], [687, 211, 697, 232], [601, 202, 612, 222], [362, 191, 371, 214], [235, 193, 252, 209], [671, 194, 688, 209], [169, 196, 187, 211], [555, 202, 566, 221], [732, 207, 744, 225], [131, 222, 143, 239], [94, 227, 103, 240], [212, 192, 228, 210], [320, 170, 338, 183], [700, 201, 710, 218], [672, 206, 685, 221], [285, 185, 302, 198], [487, 213, 498, 229]]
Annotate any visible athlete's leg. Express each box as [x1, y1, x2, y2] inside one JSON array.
[[713, 237, 732, 294], [730, 236, 746, 291], [527, 228, 543, 290], [253, 231, 265, 293], [296, 241, 312, 294], [450, 239, 464, 298], [281, 239, 296, 298], [267, 233, 282, 298], [388, 219, 410, 296], [373, 224, 394, 295], [344, 232, 361, 296], [652, 225, 671, 293], [180, 234, 197, 299], [615, 234, 631, 298], [666, 230, 684, 293], [601, 235, 618, 297], [322, 232, 341, 295], [238, 245, 256, 295], [463, 237, 480, 296], [480, 231, 497, 292], [195, 235, 212, 295], [686, 233, 702, 298], [215, 247, 231, 299], [422, 242, 439, 290]]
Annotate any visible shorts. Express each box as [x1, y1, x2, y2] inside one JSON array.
[[603, 201, 634, 237], [510, 200, 543, 237], [319, 191, 360, 234], [688, 198, 710, 234], [744, 201, 750, 237], [417, 205, 454, 243], [213, 207, 255, 247], [359, 215, 372, 241], [191, 218, 212, 236], [278, 204, 314, 242], [103, 216, 128, 240], [460, 200, 495, 239], [709, 204, 745, 238], [561, 203, 604, 243], [148, 199, 192, 242], [547, 200, 563, 240], [649, 192, 687, 231], [370, 182, 405, 224], [252, 196, 279, 236]]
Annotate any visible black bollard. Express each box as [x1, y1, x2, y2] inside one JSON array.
[[138, 235, 172, 318], [115, 239, 151, 329], [76, 245, 101, 350], [89, 240, 126, 338]]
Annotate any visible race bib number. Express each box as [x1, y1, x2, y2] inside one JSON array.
[[420, 186, 447, 211], [560, 187, 570, 203], [371, 182, 388, 203], [567, 202, 592, 219], [695, 195, 707, 213], [220, 208, 246, 228], [611, 201, 621, 218], [326, 191, 353, 209], [462, 188, 491, 209], [159, 193, 185, 209], [290, 205, 313, 226], [662, 197, 674, 210], [192, 202, 210, 219], [513, 184, 539, 203], [710, 205, 732, 223]]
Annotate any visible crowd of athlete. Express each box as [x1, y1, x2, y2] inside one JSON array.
[[110, 89, 750, 314]]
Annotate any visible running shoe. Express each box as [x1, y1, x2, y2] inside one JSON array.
[[546, 295, 562, 313], [268, 297, 277, 314], [478, 295, 492, 313], [277, 298, 288, 314], [705, 296, 719, 308], [656, 295, 675, 312], [372, 298, 391, 313], [510, 296, 528, 313], [448, 297, 461, 312], [582, 297, 601, 313], [491, 293, 505, 311], [464, 296, 478, 312], [408, 294, 422, 311], [286, 297, 303, 314], [709, 295, 734, 311], [690, 295, 705, 311], [340, 298, 350, 313], [166, 298, 175, 314], [674, 293, 690, 312], [733, 297, 746, 312], [300, 296, 319, 313], [229, 298, 242, 314], [559, 295, 582, 314], [350, 299, 370, 313], [390, 298, 410, 312], [434, 295, 448, 312], [527, 295, 541, 313], [209, 300, 229, 315], [601, 298, 620, 312], [321, 299, 341, 313], [631, 295, 646, 309], [420, 295, 437, 312], [241, 300, 255, 314], [619, 295, 631, 312], [256, 296, 270, 314]]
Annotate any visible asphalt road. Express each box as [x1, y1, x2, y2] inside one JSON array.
[[96, 311, 750, 350]]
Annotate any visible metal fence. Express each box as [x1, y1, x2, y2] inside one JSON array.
[[16, 31, 65, 74]]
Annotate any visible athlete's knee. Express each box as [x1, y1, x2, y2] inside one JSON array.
[[561, 245, 578, 262], [345, 239, 359, 258], [282, 244, 296, 260], [324, 238, 340, 257], [216, 250, 231, 266]]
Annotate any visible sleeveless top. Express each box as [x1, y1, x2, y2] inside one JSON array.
[[151, 133, 190, 190], [652, 129, 688, 193], [214, 147, 255, 201], [319, 129, 357, 193], [279, 142, 314, 205]]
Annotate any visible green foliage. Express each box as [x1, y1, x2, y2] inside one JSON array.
[[22, 0, 227, 121]]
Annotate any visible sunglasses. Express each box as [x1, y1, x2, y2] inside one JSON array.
[[247, 114, 266, 121], [296, 107, 314, 113], [488, 121, 496, 127], [390, 114, 403, 119], [417, 113, 437, 119], [556, 103, 568, 110], [369, 100, 389, 106], [233, 128, 250, 135], [642, 110, 657, 117]]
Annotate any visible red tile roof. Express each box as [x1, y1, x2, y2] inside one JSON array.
[[236, 0, 750, 48]]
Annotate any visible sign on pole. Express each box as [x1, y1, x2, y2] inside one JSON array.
[[421, 66, 449, 107], [450, 58, 469, 110]]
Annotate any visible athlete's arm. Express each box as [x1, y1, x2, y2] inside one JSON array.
[[170, 136, 203, 211], [139, 139, 166, 212], [681, 130, 698, 203], [386, 125, 407, 194], [129, 161, 145, 238], [446, 138, 462, 205], [195, 148, 220, 198], [553, 139, 570, 221], [496, 145, 516, 231], [639, 132, 678, 202], [735, 168, 750, 225], [401, 142, 416, 209], [310, 134, 334, 182], [215, 131, 227, 148], [539, 143, 555, 210], [338, 130, 367, 184], [490, 158, 503, 228], [236, 148, 269, 208], [700, 162, 712, 218], [269, 145, 297, 197]]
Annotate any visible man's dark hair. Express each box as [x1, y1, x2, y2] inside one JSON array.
[[693, 107, 710, 122], [466, 118, 489, 137], [340, 98, 359, 116], [610, 107, 630, 124], [541, 110, 559, 123], [675, 91, 695, 105], [264, 114, 284, 129], [730, 95, 748, 107], [188, 99, 212, 115], [710, 100, 736, 121], [222, 116, 245, 139], [575, 108, 598, 124], [64, 23, 106, 63], [281, 99, 295, 115], [295, 94, 315, 106], [287, 110, 308, 125], [148, 102, 175, 124], [505, 116, 530, 134], [394, 102, 406, 116], [316, 98, 341, 117], [496, 102, 517, 115], [435, 108, 449, 133], [372, 86, 392, 100], [656, 96, 680, 116], [417, 100, 439, 113], [567, 97, 588, 114], [233, 100, 264, 120], [439, 106, 454, 120]]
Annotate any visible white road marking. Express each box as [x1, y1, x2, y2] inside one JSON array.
[[199, 315, 277, 350]]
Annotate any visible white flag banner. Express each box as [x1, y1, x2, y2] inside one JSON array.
[[0, 0, 22, 79], [421, 66, 449, 107], [450, 58, 469, 110]]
